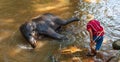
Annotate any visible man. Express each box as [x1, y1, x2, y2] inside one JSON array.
[[86, 14, 104, 56]]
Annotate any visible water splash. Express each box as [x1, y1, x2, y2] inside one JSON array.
[[17, 44, 33, 49]]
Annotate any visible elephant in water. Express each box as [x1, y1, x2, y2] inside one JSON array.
[[19, 13, 79, 48]]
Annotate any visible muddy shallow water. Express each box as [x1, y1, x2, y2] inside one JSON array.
[[0, 0, 120, 62]]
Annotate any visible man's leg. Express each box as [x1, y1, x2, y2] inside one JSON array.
[[95, 36, 103, 51], [87, 36, 97, 56]]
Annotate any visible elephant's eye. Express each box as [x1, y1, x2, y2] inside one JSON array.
[[29, 33, 32, 36]]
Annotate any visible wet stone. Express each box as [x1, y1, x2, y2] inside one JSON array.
[[112, 40, 120, 50]]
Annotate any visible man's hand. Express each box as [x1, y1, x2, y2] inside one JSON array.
[[90, 40, 96, 49], [91, 40, 96, 45], [90, 40, 96, 54]]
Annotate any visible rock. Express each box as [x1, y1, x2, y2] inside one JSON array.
[[72, 57, 82, 62], [112, 40, 120, 50], [60, 46, 82, 54]]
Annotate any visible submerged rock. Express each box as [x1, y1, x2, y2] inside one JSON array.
[[112, 40, 120, 50], [60, 46, 82, 54]]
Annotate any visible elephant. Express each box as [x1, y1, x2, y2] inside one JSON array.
[[19, 13, 79, 48]]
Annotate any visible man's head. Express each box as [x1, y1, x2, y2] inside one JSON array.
[[86, 14, 94, 22]]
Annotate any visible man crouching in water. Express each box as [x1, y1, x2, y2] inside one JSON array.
[[86, 14, 104, 56]]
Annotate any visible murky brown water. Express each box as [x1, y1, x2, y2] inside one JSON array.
[[0, 0, 120, 62]]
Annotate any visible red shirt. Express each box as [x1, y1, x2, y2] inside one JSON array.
[[87, 20, 104, 36]]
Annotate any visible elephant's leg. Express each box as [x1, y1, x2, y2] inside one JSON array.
[[55, 17, 79, 25], [55, 26, 62, 33], [46, 28, 67, 40], [37, 25, 67, 40], [20, 23, 37, 48]]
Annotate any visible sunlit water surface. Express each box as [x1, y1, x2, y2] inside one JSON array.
[[0, 0, 120, 62]]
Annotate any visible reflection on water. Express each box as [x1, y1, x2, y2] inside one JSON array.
[[33, 0, 70, 12], [77, 0, 120, 61], [0, 0, 120, 62], [83, 0, 101, 3]]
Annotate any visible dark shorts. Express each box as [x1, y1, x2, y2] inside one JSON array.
[[93, 36, 104, 50]]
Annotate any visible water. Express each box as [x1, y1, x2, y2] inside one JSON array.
[[0, 0, 120, 62], [77, 0, 120, 50]]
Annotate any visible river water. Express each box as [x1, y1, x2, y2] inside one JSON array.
[[0, 0, 120, 62]]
